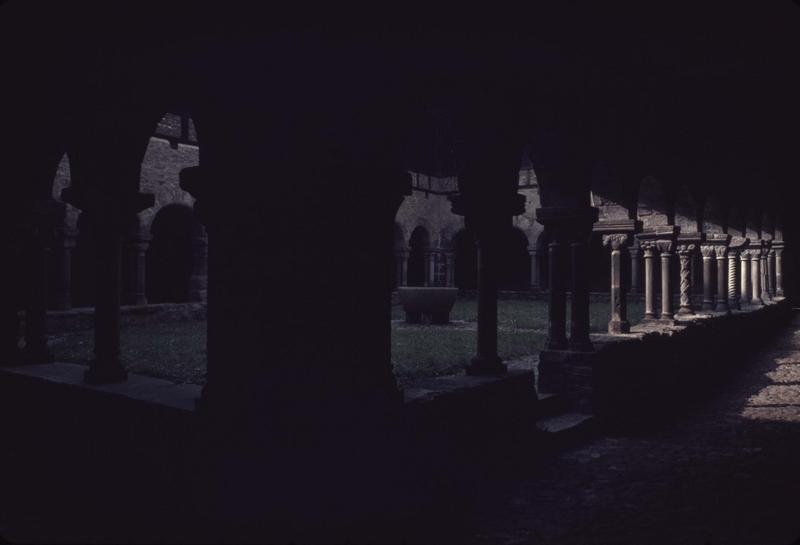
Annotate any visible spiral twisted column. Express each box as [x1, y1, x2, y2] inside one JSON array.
[[676, 244, 695, 315], [714, 245, 729, 313], [727, 249, 740, 310]]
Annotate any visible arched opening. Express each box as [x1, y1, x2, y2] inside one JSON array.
[[392, 223, 405, 290], [497, 227, 531, 290], [407, 226, 430, 287], [453, 228, 477, 290], [146, 204, 197, 303]]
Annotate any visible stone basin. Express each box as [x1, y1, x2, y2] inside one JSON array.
[[397, 287, 459, 324]]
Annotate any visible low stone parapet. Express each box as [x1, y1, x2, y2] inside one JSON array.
[[539, 300, 793, 428]]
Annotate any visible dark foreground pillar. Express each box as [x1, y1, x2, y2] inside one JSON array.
[[466, 221, 506, 375]]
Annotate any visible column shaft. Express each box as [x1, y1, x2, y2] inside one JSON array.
[[715, 248, 729, 312], [547, 238, 568, 348], [767, 250, 776, 298], [728, 251, 740, 310], [569, 239, 592, 350], [445, 251, 455, 288], [529, 249, 539, 289], [660, 250, 674, 321], [761, 250, 771, 301], [604, 234, 629, 333], [751, 251, 763, 306], [643, 245, 656, 320], [740, 252, 751, 305], [776, 248, 785, 298], [701, 247, 715, 311], [86, 223, 127, 383], [467, 230, 505, 375], [676, 245, 695, 315]]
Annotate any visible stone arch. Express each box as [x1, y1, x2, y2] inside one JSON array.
[[746, 207, 761, 241], [674, 185, 700, 235], [726, 204, 746, 239], [702, 194, 726, 234], [407, 226, 430, 287], [636, 176, 671, 228], [761, 210, 775, 241], [146, 203, 200, 303]]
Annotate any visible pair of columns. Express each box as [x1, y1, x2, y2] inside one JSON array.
[[539, 207, 598, 351], [394, 248, 455, 288]]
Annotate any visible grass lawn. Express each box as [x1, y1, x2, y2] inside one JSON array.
[[47, 297, 643, 388]]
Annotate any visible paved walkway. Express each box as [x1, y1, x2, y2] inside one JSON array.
[[465, 310, 800, 545]]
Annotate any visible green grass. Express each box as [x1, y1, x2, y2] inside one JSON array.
[[48, 297, 644, 388]]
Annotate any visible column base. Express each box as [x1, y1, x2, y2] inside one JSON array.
[[607, 320, 630, 334], [714, 304, 731, 314], [84, 360, 128, 384], [675, 307, 694, 316], [465, 356, 507, 376], [658, 317, 679, 326]]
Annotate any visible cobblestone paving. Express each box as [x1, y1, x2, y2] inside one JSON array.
[[468, 313, 800, 545]]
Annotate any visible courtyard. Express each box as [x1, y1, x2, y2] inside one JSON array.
[[46, 297, 644, 388]]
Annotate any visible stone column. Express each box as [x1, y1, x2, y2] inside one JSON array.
[[740, 250, 751, 307], [642, 241, 657, 320], [528, 249, 540, 289], [125, 237, 149, 306], [547, 234, 568, 348], [629, 245, 642, 293], [700, 245, 716, 311], [767, 249, 776, 299], [466, 223, 506, 375], [760, 246, 771, 302], [714, 245, 729, 313], [395, 248, 409, 287], [775, 245, 785, 298], [603, 233, 629, 333], [727, 249, 740, 311], [676, 244, 695, 315], [85, 213, 127, 383], [52, 228, 77, 311], [657, 241, 675, 323], [750, 249, 764, 307], [425, 250, 436, 287], [189, 229, 209, 302], [444, 250, 455, 288], [569, 234, 592, 351]]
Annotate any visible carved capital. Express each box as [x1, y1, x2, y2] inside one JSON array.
[[676, 243, 696, 256], [640, 240, 658, 257], [602, 233, 629, 251], [655, 240, 673, 254], [700, 245, 716, 258], [714, 245, 728, 259]]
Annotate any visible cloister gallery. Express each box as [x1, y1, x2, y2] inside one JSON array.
[[1, 3, 799, 543]]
